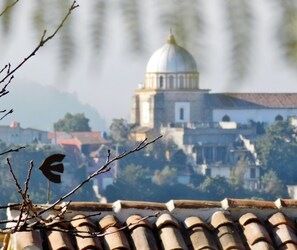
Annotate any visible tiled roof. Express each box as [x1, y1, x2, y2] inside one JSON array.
[[209, 93, 297, 109], [48, 132, 110, 145], [5, 198, 297, 250]]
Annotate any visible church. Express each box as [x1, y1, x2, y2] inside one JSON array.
[[130, 33, 297, 189]]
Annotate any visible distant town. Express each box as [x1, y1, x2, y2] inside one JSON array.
[[1, 33, 297, 205]]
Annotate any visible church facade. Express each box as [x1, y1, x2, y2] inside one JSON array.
[[130, 33, 297, 189]]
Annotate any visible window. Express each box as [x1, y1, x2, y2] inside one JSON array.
[[169, 75, 174, 89], [250, 168, 256, 179], [205, 168, 211, 177], [175, 102, 190, 122], [204, 147, 214, 163], [275, 114, 283, 121], [215, 146, 227, 162], [189, 75, 193, 88], [222, 115, 231, 121], [179, 75, 184, 88], [159, 76, 164, 88], [180, 108, 184, 120]]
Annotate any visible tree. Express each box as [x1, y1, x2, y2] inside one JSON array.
[[261, 170, 288, 198], [109, 118, 131, 145], [199, 176, 235, 200], [53, 113, 91, 132], [256, 120, 297, 185], [152, 165, 177, 186], [230, 155, 249, 187]]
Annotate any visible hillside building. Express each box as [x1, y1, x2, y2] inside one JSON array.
[[0, 121, 48, 145], [130, 33, 297, 189]]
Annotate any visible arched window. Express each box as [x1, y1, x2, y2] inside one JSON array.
[[189, 75, 193, 88], [275, 114, 283, 121], [169, 75, 174, 89], [222, 115, 231, 122], [179, 75, 184, 89], [159, 76, 164, 88]]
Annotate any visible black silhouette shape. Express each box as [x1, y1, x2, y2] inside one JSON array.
[[39, 154, 65, 183]]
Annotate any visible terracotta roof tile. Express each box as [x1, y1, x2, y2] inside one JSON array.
[[7, 199, 297, 250], [11, 231, 43, 250], [211, 211, 233, 228], [156, 213, 188, 250], [185, 216, 218, 249], [127, 215, 158, 250], [98, 215, 130, 249], [70, 215, 102, 250], [211, 212, 245, 250]]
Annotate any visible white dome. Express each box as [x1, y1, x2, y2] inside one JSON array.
[[146, 34, 197, 73]]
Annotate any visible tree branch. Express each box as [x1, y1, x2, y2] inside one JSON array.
[[0, 146, 25, 156], [0, 1, 79, 85], [0, 0, 19, 17], [38, 135, 162, 216]]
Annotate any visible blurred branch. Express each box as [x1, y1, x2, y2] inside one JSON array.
[[276, 0, 297, 67], [0, 145, 25, 156], [0, 109, 13, 121], [225, 0, 253, 82], [0, 1, 79, 85], [0, 0, 19, 17]]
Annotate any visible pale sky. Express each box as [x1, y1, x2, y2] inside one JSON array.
[[1, 0, 297, 130]]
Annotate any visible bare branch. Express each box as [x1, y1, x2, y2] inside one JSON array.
[[0, 146, 25, 156], [0, 1, 79, 85], [38, 135, 162, 216], [0, 0, 19, 17], [0, 109, 13, 121], [24, 161, 34, 199]]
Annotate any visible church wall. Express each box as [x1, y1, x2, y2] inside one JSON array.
[[137, 93, 155, 128], [213, 108, 297, 124], [130, 94, 140, 125], [157, 91, 206, 127]]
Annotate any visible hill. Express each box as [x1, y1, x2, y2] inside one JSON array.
[[1, 81, 107, 131]]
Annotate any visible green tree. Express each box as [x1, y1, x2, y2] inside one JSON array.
[[53, 113, 91, 132], [256, 120, 297, 185], [109, 118, 131, 145], [152, 165, 177, 186], [104, 164, 152, 201], [261, 170, 288, 198], [199, 176, 235, 200]]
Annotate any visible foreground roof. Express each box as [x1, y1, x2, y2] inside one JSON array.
[[5, 198, 297, 250]]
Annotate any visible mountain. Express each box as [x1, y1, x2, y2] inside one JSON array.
[[1, 81, 107, 132]]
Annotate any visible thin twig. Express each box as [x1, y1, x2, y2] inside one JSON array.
[[15, 212, 160, 237], [0, 109, 13, 121], [0, 146, 25, 156], [24, 161, 34, 201], [38, 135, 162, 216], [0, 1, 79, 85], [0, 0, 19, 17]]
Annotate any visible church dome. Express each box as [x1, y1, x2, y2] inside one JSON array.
[[146, 34, 197, 73]]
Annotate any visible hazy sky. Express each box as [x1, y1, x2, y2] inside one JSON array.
[[1, 0, 297, 129]]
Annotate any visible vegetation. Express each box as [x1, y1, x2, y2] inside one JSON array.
[[53, 112, 91, 132], [256, 119, 297, 185]]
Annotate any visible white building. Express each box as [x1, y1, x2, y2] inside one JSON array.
[[0, 121, 48, 146], [130, 33, 297, 189]]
